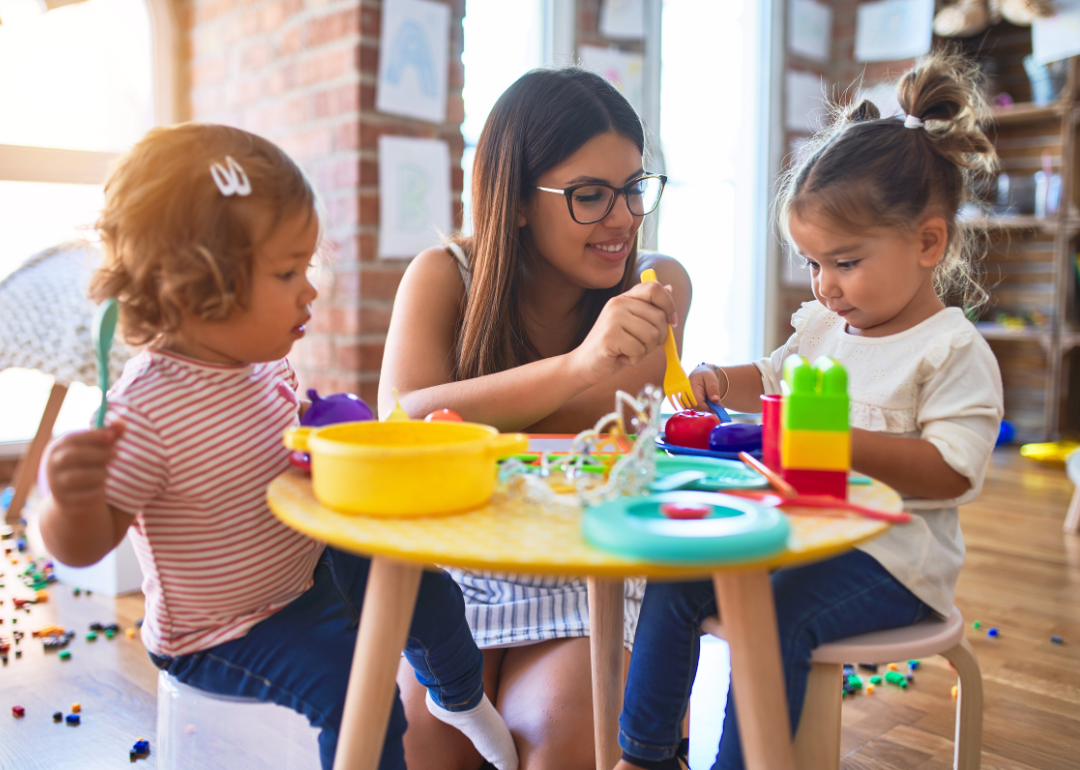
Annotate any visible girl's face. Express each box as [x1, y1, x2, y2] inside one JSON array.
[[520, 131, 645, 290], [167, 207, 319, 364], [788, 210, 948, 337]]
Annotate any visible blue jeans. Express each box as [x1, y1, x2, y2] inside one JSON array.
[[619, 550, 931, 769], [149, 548, 485, 770]]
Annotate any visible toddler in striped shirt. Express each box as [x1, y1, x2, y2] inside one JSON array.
[[40, 123, 517, 770]]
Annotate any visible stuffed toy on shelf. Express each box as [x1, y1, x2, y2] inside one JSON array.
[[933, 0, 1054, 38]]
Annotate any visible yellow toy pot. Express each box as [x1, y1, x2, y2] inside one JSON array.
[[283, 421, 529, 517]]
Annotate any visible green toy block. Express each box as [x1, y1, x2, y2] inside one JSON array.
[[782, 355, 849, 432]]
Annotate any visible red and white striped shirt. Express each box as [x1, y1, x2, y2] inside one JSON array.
[[104, 349, 324, 657]]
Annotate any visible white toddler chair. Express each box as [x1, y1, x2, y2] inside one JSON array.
[[701, 607, 983, 770], [156, 670, 322, 770]]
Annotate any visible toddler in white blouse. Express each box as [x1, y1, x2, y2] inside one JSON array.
[[615, 52, 1004, 770]]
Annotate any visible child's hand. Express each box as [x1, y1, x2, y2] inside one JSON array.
[[567, 282, 677, 387], [689, 364, 723, 405], [45, 423, 125, 513]]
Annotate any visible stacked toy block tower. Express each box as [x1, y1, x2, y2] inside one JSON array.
[[781, 355, 849, 499]]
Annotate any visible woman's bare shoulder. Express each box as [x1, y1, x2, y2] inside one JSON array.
[[636, 251, 689, 285], [398, 246, 467, 305]]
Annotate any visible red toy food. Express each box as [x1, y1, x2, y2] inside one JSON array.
[[659, 503, 713, 520], [425, 409, 463, 422], [664, 410, 721, 449]]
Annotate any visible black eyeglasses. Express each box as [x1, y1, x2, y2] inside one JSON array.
[[535, 173, 667, 225]]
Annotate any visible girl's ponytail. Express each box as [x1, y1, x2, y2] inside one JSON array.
[[897, 53, 997, 177], [778, 51, 1000, 312]]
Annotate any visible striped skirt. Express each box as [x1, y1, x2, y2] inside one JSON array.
[[443, 570, 645, 651]]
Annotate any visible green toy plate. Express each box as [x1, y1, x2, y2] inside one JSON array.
[[583, 491, 790, 565], [651, 456, 770, 492]]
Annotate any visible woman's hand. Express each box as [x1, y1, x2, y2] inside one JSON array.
[[566, 281, 677, 387]]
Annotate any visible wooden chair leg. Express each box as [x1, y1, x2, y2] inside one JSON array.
[[1065, 486, 1080, 534], [792, 662, 842, 770], [940, 638, 983, 770], [6, 382, 67, 527]]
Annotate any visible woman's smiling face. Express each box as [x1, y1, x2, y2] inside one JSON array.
[[520, 130, 645, 290]]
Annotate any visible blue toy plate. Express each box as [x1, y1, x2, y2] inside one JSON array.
[[651, 456, 769, 492], [583, 491, 790, 565], [655, 437, 764, 461]]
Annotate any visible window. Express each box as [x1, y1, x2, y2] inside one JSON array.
[[460, 0, 550, 235], [0, 0, 173, 445], [658, 0, 771, 371]]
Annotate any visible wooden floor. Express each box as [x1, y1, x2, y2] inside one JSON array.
[[831, 449, 1080, 770], [1, 447, 1078, 769]]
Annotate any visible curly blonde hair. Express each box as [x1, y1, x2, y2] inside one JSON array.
[[777, 52, 999, 310], [91, 123, 318, 345]]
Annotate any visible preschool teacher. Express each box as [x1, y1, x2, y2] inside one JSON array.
[[379, 66, 692, 770]]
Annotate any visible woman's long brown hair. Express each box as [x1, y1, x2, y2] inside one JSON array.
[[451, 67, 646, 381]]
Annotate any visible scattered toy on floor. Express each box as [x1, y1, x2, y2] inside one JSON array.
[[988, 628, 999, 638], [71, 703, 81, 714], [887, 662, 898, 671], [951, 685, 958, 699], [972, 620, 981, 629], [865, 682, 875, 695], [130, 738, 151, 761], [884, 671, 908, 689], [53, 712, 62, 723], [908, 660, 919, 670], [1051, 635, 1063, 644], [12, 705, 24, 718], [125, 628, 136, 639], [858, 663, 878, 672], [58, 650, 71, 661], [66, 714, 80, 726]]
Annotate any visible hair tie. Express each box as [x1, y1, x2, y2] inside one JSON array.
[[904, 114, 925, 129], [210, 156, 252, 197]]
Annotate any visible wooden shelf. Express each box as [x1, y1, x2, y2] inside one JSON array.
[[975, 324, 1052, 345], [989, 101, 1065, 126], [962, 214, 1056, 232]]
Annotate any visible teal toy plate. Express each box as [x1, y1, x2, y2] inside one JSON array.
[[651, 456, 770, 492], [583, 491, 790, 565]]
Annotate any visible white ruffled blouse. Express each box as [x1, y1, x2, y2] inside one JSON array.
[[755, 301, 1004, 616]]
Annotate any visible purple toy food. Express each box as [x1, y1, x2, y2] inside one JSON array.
[[290, 390, 376, 473], [301, 389, 375, 427], [707, 422, 763, 454]]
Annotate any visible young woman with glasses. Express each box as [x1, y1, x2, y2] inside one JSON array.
[[380, 67, 691, 770]]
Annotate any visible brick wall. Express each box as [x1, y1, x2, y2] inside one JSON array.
[[181, 0, 465, 404]]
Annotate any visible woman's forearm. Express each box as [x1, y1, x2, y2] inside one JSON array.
[[390, 353, 595, 432], [851, 428, 970, 499]]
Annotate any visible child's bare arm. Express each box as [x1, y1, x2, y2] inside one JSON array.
[[851, 429, 970, 500], [40, 425, 136, 567], [688, 364, 765, 414]]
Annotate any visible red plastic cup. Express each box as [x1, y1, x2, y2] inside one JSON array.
[[761, 394, 783, 472]]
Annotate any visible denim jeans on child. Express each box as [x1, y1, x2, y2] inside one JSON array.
[[619, 549, 931, 770], [149, 547, 484, 770]]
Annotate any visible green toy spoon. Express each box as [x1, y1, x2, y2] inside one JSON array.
[[92, 298, 119, 429]]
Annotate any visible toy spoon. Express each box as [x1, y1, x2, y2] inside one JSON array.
[[92, 298, 119, 429]]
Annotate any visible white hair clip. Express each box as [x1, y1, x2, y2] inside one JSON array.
[[904, 114, 925, 129], [210, 156, 252, 197]]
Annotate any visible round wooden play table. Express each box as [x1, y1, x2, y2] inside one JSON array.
[[267, 468, 901, 770]]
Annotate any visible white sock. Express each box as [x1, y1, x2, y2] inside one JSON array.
[[425, 690, 519, 770]]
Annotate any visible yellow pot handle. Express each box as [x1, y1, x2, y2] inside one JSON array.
[[283, 426, 312, 452], [488, 433, 529, 459]]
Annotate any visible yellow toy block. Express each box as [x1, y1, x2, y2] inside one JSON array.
[[782, 429, 850, 471]]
